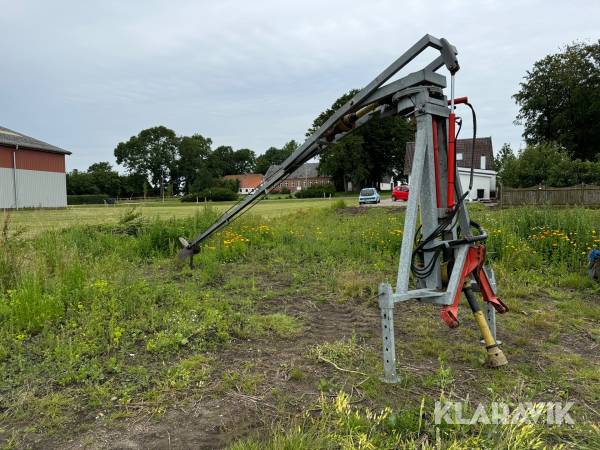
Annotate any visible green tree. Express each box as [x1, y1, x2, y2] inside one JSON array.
[[499, 142, 587, 187], [206, 146, 256, 177], [358, 114, 412, 185], [214, 178, 240, 193], [87, 162, 121, 197], [66, 163, 121, 197], [209, 145, 233, 177], [119, 173, 147, 198], [189, 166, 216, 192], [114, 126, 179, 196], [513, 40, 600, 160], [309, 89, 413, 190], [66, 169, 96, 195], [494, 143, 517, 186], [318, 134, 366, 191], [232, 148, 256, 174], [178, 134, 212, 193], [255, 140, 298, 174], [493, 143, 515, 172]]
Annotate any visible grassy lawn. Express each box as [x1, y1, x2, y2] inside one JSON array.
[[0, 202, 599, 448], [6, 197, 352, 236]]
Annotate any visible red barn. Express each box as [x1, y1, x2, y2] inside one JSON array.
[[0, 126, 71, 209]]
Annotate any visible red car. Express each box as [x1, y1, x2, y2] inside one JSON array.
[[391, 185, 409, 201]]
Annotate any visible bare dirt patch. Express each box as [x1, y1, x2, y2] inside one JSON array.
[[59, 295, 380, 450], [51, 292, 600, 449]]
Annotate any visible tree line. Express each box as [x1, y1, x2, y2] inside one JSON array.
[[67, 130, 300, 197], [68, 101, 414, 197], [500, 39, 600, 188], [495, 142, 600, 188], [68, 38, 600, 197], [307, 89, 413, 191]]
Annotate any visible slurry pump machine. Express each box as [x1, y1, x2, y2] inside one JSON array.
[[178, 35, 508, 382]]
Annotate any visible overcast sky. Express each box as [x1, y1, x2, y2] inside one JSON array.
[[1, 0, 597, 171]]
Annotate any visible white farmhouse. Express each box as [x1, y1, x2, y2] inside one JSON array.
[[404, 137, 497, 201]]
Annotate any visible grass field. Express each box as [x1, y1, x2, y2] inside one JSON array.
[[1, 202, 599, 448], [7, 197, 351, 236]]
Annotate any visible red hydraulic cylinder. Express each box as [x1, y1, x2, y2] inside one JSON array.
[[447, 113, 456, 208], [446, 96, 468, 208], [450, 96, 469, 106]]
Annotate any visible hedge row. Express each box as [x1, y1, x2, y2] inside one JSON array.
[[181, 188, 239, 202], [67, 194, 110, 205], [294, 185, 336, 198]]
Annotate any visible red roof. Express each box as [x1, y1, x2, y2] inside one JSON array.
[[223, 173, 264, 189]]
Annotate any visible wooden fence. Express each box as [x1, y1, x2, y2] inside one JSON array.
[[500, 184, 600, 206]]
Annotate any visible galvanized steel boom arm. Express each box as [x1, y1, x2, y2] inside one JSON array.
[[178, 35, 509, 383], [178, 35, 458, 264]]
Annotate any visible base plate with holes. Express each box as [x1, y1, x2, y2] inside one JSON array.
[[378, 283, 400, 383]]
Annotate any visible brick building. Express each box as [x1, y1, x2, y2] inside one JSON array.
[[265, 162, 331, 192]]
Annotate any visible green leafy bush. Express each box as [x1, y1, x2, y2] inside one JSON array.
[[214, 178, 240, 192], [181, 187, 238, 202], [294, 184, 336, 198]]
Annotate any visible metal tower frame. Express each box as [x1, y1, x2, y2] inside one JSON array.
[[178, 35, 509, 382]]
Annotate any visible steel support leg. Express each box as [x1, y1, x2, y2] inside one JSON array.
[[484, 303, 497, 341], [379, 283, 399, 383], [421, 113, 442, 289], [483, 264, 500, 342], [396, 114, 429, 293]]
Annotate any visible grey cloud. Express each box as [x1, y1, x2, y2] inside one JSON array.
[[1, 0, 597, 170]]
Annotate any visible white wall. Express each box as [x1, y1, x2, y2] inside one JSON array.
[[458, 168, 496, 200], [0, 168, 17, 208], [407, 168, 497, 201], [0, 168, 67, 208]]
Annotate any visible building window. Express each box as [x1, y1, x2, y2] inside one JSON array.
[[457, 153, 463, 161]]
